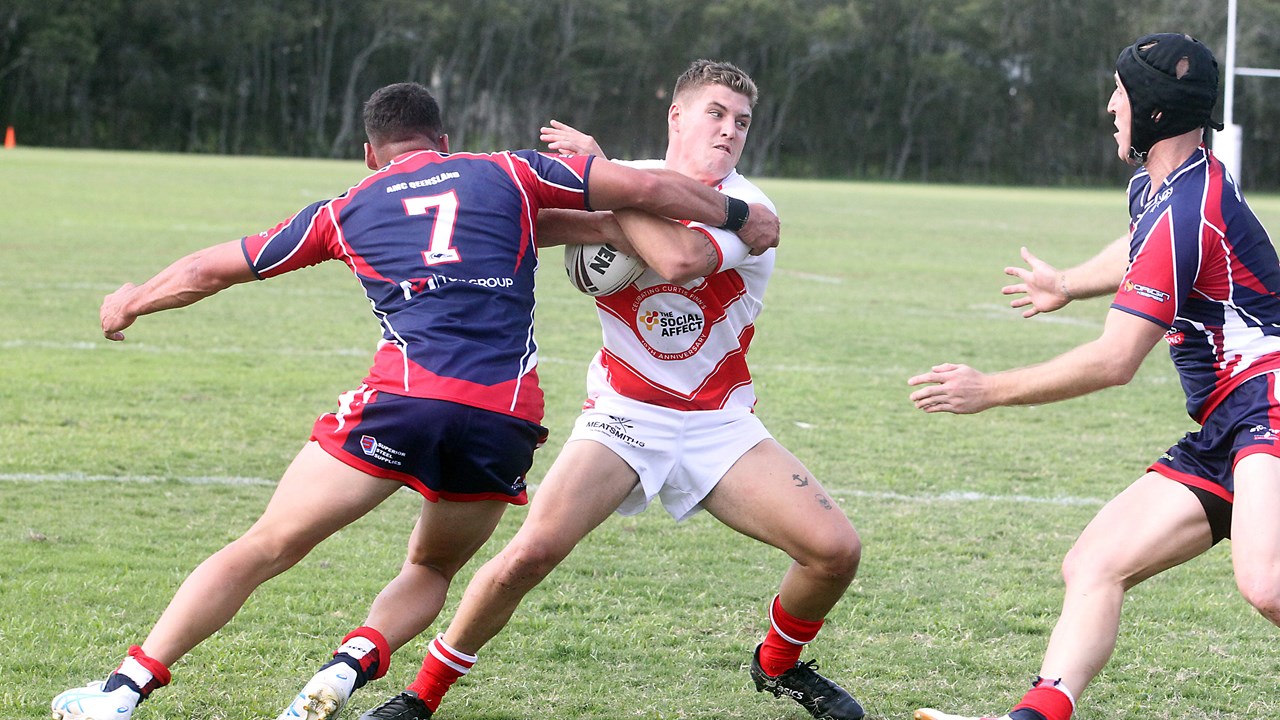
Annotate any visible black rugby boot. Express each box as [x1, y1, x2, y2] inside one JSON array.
[[358, 691, 433, 720], [750, 644, 865, 720]]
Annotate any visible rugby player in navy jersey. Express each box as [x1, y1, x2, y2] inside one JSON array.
[[909, 34, 1280, 720], [50, 81, 778, 720]]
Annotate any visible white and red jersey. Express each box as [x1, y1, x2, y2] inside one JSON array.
[[1113, 145, 1280, 423], [584, 161, 775, 412]]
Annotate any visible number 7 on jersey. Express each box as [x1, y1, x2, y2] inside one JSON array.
[[403, 192, 461, 265]]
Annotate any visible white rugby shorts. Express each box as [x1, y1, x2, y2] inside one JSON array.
[[566, 394, 772, 521]]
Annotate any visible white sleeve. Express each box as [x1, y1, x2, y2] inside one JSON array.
[[687, 171, 777, 273]]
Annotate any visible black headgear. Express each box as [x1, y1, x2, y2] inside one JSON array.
[[1115, 33, 1224, 164]]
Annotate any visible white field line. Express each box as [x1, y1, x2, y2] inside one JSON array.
[[0, 339, 838, 372], [0, 472, 275, 486], [774, 268, 846, 284], [840, 488, 1104, 507], [0, 472, 1106, 507], [0, 339, 371, 357], [969, 303, 1103, 328]]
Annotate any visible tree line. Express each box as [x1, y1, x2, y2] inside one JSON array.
[[4, 0, 1279, 188]]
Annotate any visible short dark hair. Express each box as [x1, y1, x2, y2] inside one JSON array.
[[363, 82, 444, 146], [673, 60, 758, 107]]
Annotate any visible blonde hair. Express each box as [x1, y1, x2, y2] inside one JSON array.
[[673, 60, 758, 107]]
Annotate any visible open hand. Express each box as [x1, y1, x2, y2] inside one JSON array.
[[540, 120, 605, 158], [907, 363, 992, 414], [1002, 246, 1069, 318]]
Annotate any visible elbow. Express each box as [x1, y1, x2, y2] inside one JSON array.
[[186, 257, 222, 293], [186, 251, 240, 295], [648, 254, 706, 286], [1097, 356, 1141, 388]]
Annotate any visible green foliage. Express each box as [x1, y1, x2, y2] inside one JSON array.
[[5, 2, 1280, 186], [3, 149, 1280, 718]]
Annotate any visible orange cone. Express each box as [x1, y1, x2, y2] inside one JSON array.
[[3, 126, 13, 149]]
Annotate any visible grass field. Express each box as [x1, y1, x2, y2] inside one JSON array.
[[3, 147, 1280, 719]]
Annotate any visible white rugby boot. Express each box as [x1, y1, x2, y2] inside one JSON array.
[[51, 681, 139, 720], [276, 663, 358, 720]]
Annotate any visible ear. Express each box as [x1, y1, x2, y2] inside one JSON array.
[[667, 103, 681, 133], [437, 133, 449, 153], [364, 142, 380, 170]]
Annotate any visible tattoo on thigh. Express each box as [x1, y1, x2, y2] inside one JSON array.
[[793, 473, 809, 488], [816, 494, 833, 510]]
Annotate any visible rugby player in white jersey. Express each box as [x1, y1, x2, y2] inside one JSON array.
[[357, 60, 865, 720]]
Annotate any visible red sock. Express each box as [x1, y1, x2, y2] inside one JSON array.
[[1011, 678, 1075, 720], [758, 595, 824, 677], [407, 635, 476, 712], [104, 645, 171, 700]]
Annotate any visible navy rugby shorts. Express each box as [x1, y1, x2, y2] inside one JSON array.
[[1152, 371, 1280, 542], [311, 384, 547, 504]]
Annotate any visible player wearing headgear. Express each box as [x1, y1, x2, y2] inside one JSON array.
[[909, 33, 1280, 720]]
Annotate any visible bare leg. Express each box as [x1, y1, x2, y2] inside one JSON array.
[[701, 439, 860, 620], [364, 497, 510, 652], [1230, 453, 1280, 626], [1037, 472, 1213, 699], [442, 440, 638, 654], [141, 442, 401, 665]]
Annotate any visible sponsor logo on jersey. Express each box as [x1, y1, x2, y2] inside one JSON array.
[[1122, 279, 1170, 304], [359, 434, 407, 466], [1249, 424, 1280, 441], [631, 285, 712, 361], [400, 275, 515, 298], [1165, 329, 1185, 346], [584, 414, 645, 447]]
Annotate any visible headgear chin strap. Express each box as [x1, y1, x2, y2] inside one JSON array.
[[1116, 33, 1224, 164]]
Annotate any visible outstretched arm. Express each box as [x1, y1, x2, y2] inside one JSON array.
[[1003, 234, 1131, 318], [906, 308, 1164, 414], [101, 240, 257, 341]]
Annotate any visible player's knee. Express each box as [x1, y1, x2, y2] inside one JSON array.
[[227, 527, 317, 578], [403, 550, 461, 581], [1060, 544, 1102, 589], [804, 527, 861, 581], [1236, 571, 1280, 624], [1060, 543, 1128, 591], [493, 538, 569, 588]]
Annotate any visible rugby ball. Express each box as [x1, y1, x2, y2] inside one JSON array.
[[564, 243, 646, 296]]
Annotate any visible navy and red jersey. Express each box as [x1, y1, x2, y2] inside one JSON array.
[[241, 149, 595, 424], [1112, 145, 1280, 423]]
